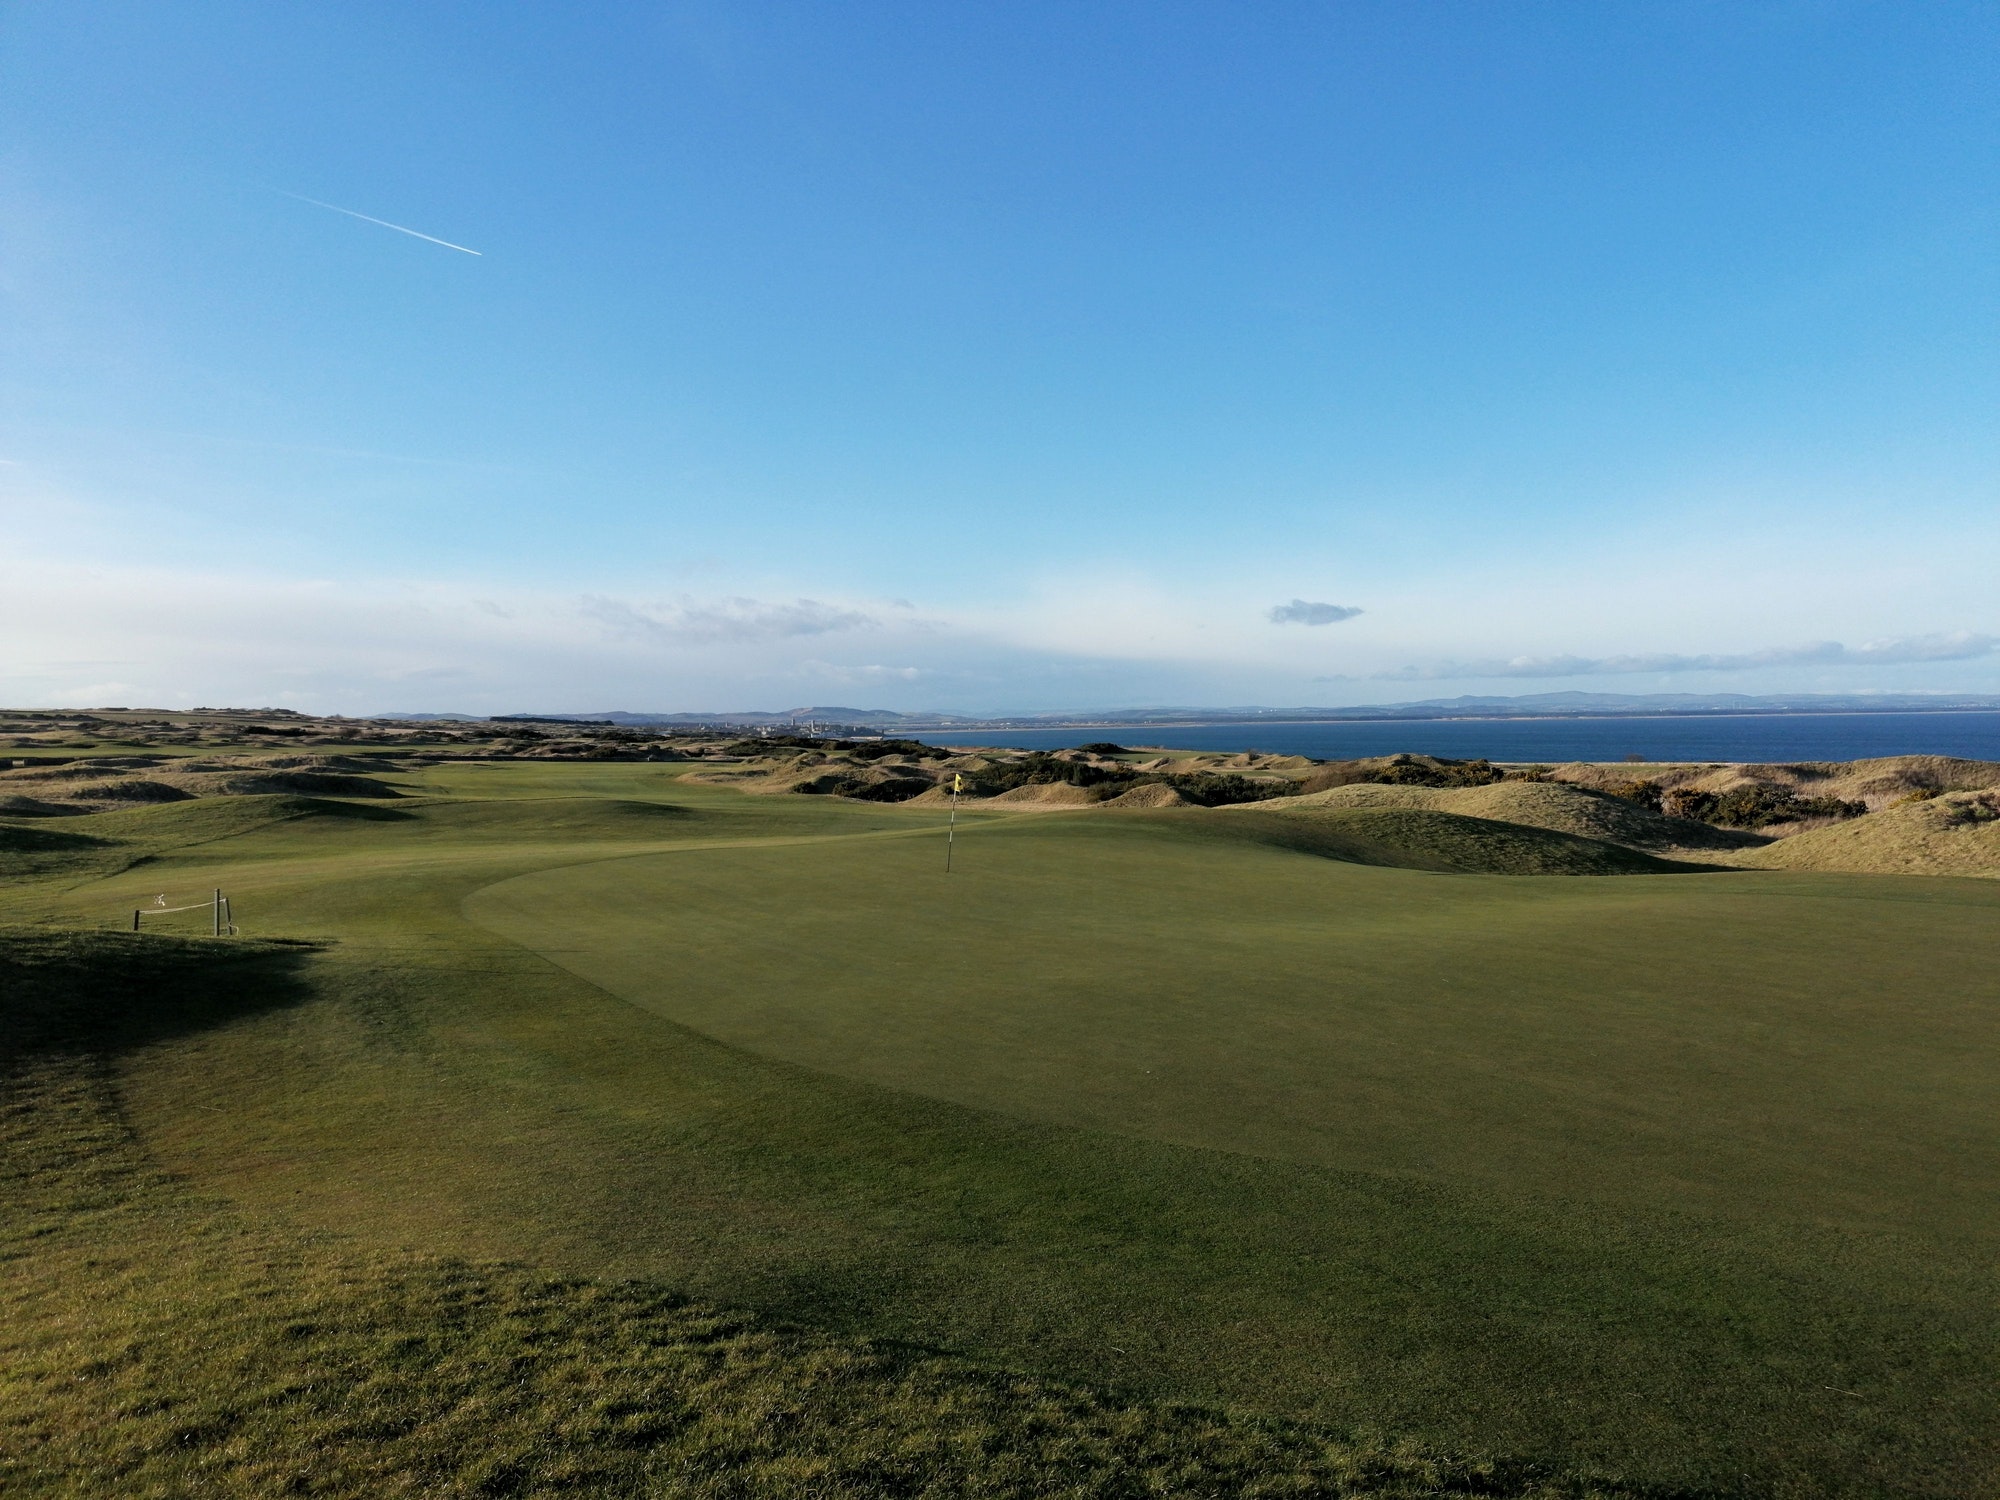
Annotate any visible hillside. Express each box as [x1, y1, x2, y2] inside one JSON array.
[[1549, 754, 2000, 810], [1721, 789, 2000, 877], [1240, 779, 1752, 855], [1212, 805, 1704, 875]]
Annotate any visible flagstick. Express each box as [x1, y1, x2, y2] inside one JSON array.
[[945, 781, 958, 873]]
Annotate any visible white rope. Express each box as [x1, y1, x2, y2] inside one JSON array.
[[137, 901, 219, 915]]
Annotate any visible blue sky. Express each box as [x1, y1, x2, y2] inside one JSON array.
[[3, 1, 1997, 713]]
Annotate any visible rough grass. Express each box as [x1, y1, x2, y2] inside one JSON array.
[[1213, 805, 1702, 874], [5, 765, 1999, 1496], [1550, 755, 2000, 810], [1722, 789, 2000, 877], [1247, 780, 1749, 853]]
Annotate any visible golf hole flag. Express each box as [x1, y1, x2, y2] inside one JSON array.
[[946, 773, 962, 870]]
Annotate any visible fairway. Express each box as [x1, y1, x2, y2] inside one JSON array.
[[9, 762, 2000, 1497]]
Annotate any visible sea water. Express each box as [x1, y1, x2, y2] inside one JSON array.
[[916, 711, 2000, 764]]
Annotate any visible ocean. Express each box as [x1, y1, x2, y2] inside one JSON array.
[[915, 710, 2000, 764]]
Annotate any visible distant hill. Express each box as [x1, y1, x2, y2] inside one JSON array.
[[381, 692, 2000, 731]]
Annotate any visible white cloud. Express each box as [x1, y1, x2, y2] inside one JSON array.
[[580, 595, 878, 644], [1268, 599, 1363, 626], [1366, 633, 1998, 681], [2, 547, 1994, 715]]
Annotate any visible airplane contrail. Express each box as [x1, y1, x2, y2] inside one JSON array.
[[280, 191, 482, 255]]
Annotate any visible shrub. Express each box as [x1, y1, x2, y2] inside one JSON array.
[[844, 776, 935, 802], [726, 735, 839, 754], [792, 772, 934, 802], [1372, 757, 1507, 789], [1603, 780, 1664, 812], [847, 738, 948, 762], [1664, 785, 1866, 829], [1943, 793, 2000, 825], [1168, 773, 1297, 808], [963, 754, 1138, 796]]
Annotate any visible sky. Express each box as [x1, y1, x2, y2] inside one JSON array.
[[3, 1, 1997, 715]]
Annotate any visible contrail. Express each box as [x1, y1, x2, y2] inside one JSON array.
[[280, 191, 482, 255]]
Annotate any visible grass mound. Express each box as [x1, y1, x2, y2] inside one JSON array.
[[0, 753, 406, 811], [0, 794, 75, 818], [358, 795, 696, 842], [1251, 780, 1747, 853], [44, 776, 196, 805], [185, 768, 404, 798], [1552, 755, 2000, 811], [1100, 781, 1193, 808], [990, 780, 1103, 806], [0, 824, 117, 879], [0, 926, 1619, 1500], [0, 795, 414, 885], [1728, 789, 2000, 878], [1214, 806, 1701, 875], [1327, 807, 1703, 874], [78, 792, 410, 846]]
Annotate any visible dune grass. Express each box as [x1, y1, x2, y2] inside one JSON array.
[[4, 764, 1997, 1496]]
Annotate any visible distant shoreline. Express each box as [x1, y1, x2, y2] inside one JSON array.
[[919, 707, 2000, 733]]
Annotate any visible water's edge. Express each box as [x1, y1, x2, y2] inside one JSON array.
[[916, 711, 2000, 763]]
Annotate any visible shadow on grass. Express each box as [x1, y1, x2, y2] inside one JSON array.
[[279, 796, 417, 822], [0, 824, 114, 854], [0, 927, 322, 1063]]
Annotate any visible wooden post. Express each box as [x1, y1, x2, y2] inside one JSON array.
[[132, 909, 140, 932], [213, 888, 221, 937]]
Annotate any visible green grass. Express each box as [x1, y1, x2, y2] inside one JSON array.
[[1200, 805, 1707, 873], [4, 763, 1998, 1496], [3, 931, 1597, 1499]]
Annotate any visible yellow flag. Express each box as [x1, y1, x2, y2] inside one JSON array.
[[952, 773, 963, 793]]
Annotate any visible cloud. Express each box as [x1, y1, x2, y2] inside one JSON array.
[[1366, 633, 1999, 681], [1268, 599, 1363, 626], [580, 595, 877, 644], [49, 681, 138, 705], [795, 660, 931, 683]]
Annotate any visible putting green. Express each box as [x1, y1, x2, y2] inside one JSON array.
[[465, 809, 2000, 1234]]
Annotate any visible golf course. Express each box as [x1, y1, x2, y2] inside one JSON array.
[[5, 740, 1998, 1497]]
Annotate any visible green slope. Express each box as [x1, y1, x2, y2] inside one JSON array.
[[1205, 804, 1707, 873], [3, 764, 1997, 1497]]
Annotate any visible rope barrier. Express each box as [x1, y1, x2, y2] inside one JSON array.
[[131, 892, 235, 935]]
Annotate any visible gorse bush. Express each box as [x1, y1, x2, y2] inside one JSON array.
[[1373, 757, 1508, 789], [1301, 756, 1511, 794], [964, 754, 1135, 795], [1166, 772, 1298, 807], [1602, 781, 1665, 812], [955, 756, 1297, 807], [1663, 785, 1867, 829], [847, 738, 950, 762]]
